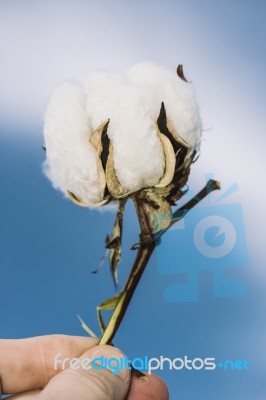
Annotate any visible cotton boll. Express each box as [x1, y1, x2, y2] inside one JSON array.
[[83, 63, 201, 193], [44, 62, 202, 208], [84, 70, 165, 192], [43, 82, 104, 204]]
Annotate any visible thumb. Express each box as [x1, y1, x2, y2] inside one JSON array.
[[38, 345, 131, 400]]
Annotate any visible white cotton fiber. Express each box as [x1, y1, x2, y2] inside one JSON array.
[[43, 63, 201, 205], [127, 63, 201, 147], [43, 82, 104, 204], [84, 69, 165, 191]]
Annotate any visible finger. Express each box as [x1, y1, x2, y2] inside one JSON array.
[[0, 335, 98, 394], [6, 374, 169, 400], [38, 345, 130, 400], [127, 372, 169, 400], [7, 389, 41, 399]]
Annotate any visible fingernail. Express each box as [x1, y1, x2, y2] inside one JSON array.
[[89, 345, 131, 383]]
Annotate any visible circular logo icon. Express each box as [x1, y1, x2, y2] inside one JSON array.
[[193, 215, 236, 259]]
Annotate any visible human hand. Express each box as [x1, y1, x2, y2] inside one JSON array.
[[0, 335, 169, 399]]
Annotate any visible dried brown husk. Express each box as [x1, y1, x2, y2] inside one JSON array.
[[105, 143, 132, 199], [67, 190, 109, 207], [155, 132, 176, 188], [89, 120, 110, 202], [177, 64, 190, 83]]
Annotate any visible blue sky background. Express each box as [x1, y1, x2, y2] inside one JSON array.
[[0, 1, 265, 398]]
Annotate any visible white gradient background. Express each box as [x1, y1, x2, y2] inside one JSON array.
[[0, 1, 265, 398]]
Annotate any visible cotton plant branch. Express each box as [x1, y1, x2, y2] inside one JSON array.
[[99, 179, 220, 345], [131, 178, 221, 250], [43, 62, 220, 346]]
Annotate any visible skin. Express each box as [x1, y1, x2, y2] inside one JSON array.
[[0, 335, 169, 400]]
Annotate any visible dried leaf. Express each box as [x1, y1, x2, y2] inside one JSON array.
[[106, 199, 125, 286], [157, 102, 189, 150], [97, 293, 122, 334], [165, 157, 192, 205], [148, 193, 172, 233], [77, 314, 98, 338], [89, 120, 110, 201], [98, 294, 122, 310], [153, 184, 173, 198], [106, 144, 131, 199], [157, 102, 190, 172], [100, 122, 110, 171], [67, 190, 109, 207], [99, 290, 127, 341], [90, 120, 109, 151], [155, 132, 176, 188], [138, 190, 173, 234], [177, 64, 190, 83], [91, 247, 109, 274]]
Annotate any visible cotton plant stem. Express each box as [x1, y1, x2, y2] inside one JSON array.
[[99, 196, 155, 345], [99, 179, 220, 345], [163, 179, 221, 237], [130, 179, 221, 249]]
